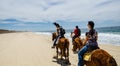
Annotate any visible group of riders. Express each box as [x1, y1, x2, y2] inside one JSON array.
[[52, 21, 99, 66]]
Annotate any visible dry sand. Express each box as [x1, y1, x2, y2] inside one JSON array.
[[0, 32, 119, 66]]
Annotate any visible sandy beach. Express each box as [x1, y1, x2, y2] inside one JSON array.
[[0, 32, 119, 66]]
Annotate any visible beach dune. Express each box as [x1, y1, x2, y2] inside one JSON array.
[[0, 32, 119, 66]]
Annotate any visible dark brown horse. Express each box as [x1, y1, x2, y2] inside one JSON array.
[[52, 32, 70, 64], [71, 32, 83, 52]]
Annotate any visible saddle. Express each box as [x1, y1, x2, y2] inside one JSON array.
[[83, 46, 99, 61], [83, 52, 92, 61]]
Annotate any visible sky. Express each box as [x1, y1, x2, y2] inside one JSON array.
[[0, 0, 120, 31]]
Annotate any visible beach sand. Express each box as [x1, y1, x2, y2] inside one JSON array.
[[0, 32, 119, 66]]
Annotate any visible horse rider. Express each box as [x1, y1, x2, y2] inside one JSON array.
[[78, 21, 99, 66], [51, 22, 66, 48], [72, 26, 81, 43]]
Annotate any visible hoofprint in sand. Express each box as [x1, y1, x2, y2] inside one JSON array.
[[0, 32, 119, 66]]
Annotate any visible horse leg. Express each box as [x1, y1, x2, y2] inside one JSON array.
[[56, 47, 58, 59], [73, 43, 76, 52], [60, 48, 63, 60], [78, 44, 81, 51], [66, 47, 70, 64], [72, 44, 75, 52], [75, 43, 77, 52]]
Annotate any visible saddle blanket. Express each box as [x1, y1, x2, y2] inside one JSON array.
[[83, 52, 92, 61]]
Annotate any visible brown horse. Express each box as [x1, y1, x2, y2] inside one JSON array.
[[84, 49, 117, 66], [71, 32, 83, 52], [52, 32, 70, 64], [76, 39, 118, 66]]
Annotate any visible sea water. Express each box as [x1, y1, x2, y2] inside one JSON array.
[[35, 26, 120, 46]]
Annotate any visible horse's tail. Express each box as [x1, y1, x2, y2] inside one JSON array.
[[64, 38, 69, 57], [64, 38, 69, 49]]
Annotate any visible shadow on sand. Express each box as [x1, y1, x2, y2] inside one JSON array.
[[52, 56, 71, 66]]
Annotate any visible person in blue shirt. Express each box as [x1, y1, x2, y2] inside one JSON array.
[[78, 21, 99, 66]]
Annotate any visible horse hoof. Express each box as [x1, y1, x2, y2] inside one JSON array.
[[68, 62, 71, 65], [53, 56, 58, 59], [65, 61, 71, 65], [73, 51, 77, 54], [60, 58, 64, 60]]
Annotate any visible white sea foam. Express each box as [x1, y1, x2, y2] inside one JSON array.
[[98, 33, 120, 46], [35, 32, 52, 36], [35, 32, 120, 46]]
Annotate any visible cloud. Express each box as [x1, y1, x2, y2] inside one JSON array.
[[2, 18, 20, 22], [0, 0, 120, 23]]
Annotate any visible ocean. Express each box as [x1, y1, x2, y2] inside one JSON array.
[[35, 26, 120, 46]]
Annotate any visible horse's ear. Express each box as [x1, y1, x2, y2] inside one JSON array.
[[108, 57, 117, 66], [109, 57, 113, 63], [52, 32, 55, 35], [52, 32, 55, 34]]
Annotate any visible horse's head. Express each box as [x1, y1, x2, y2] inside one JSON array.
[[75, 38, 83, 45], [74, 37, 83, 49], [71, 32, 74, 38], [52, 32, 57, 41], [107, 57, 117, 66]]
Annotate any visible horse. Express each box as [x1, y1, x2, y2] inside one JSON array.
[[84, 49, 118, 66], [71, 32, 83, 53], [75, 38, 118, 66], [52, 32, 70, 64]]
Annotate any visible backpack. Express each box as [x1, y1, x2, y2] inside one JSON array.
[[78, 28, 81, 36], [60, 28, 66, 35]]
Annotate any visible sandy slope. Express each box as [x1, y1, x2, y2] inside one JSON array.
[[0, 32, 119, 66]]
